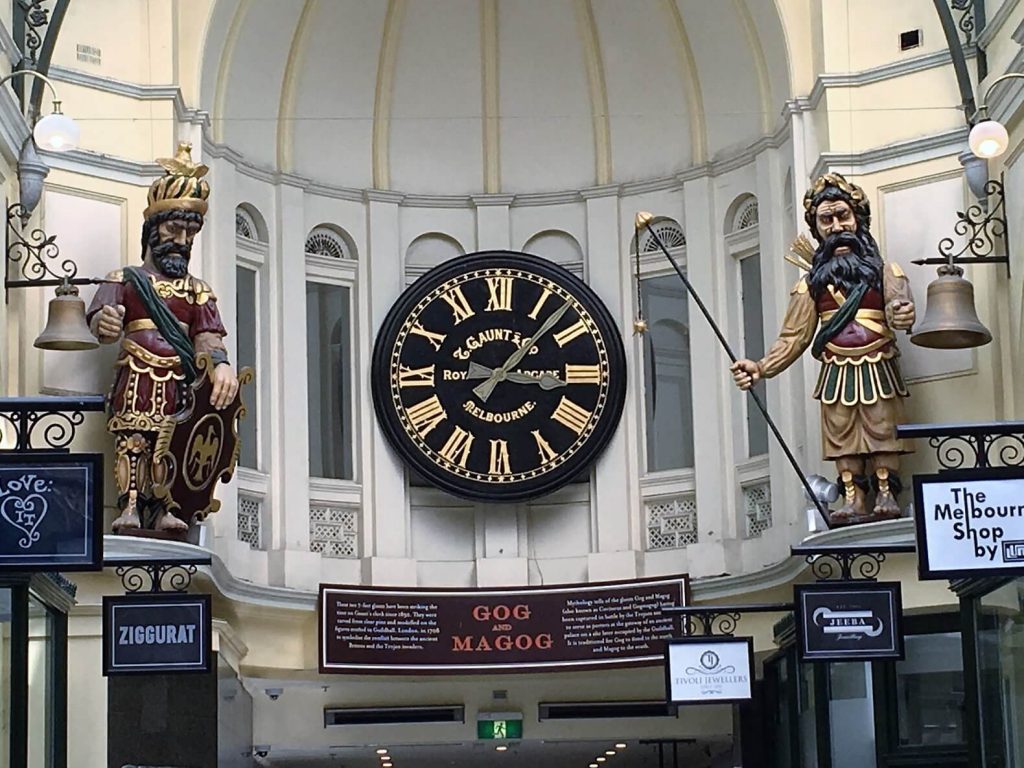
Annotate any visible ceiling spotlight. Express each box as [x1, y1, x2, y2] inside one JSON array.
[[382, 763, 393, 767], [605, 750, 616, 756], [615, 744, 626, 749], [496, 745, 508, 752], [597, 758, 606, 763], [376, 749, 389, 755], [590, 764, 599, 768], [380, 755, 390, 761]]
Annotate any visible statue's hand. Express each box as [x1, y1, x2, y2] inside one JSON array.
[[730, 359, 761, 391], [92, 304, 125, 343], [210, 364, 239, 410], [887, 300, 915, 331]]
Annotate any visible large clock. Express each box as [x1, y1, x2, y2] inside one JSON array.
[[371, 251, 626, 502]]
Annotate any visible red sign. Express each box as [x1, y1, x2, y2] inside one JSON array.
[[318, 576, 688, 673]]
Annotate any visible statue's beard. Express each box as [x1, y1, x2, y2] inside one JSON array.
[[807, 230, 884, 299], [151, 240, 191, 278]]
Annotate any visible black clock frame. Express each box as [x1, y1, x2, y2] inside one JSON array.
[[371, 250, 627, 502]]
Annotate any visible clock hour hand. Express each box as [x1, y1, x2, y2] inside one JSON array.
[[473, 301, 572, 403], [466, 361, 495, 380]]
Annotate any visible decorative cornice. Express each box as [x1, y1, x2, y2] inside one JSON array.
[[0, 85, 30, 166], [578, 184, 621, 200], [471, 193, 516, 207], [983, 0, 1021, 48], [0, 21, 21, 67], [809, 127, 968, 181], [39, 147, 163, 185], [96, 520, 917, 613], [402, 193, 472, 209], [363, 189, 404, 204], [48, 64, 178, 100], [690, 518, 916, 602], [806, 47, 977, 111]]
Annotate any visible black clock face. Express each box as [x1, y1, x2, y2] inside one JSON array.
[[371, 251, 626, 502]]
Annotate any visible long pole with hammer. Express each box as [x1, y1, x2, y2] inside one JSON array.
[[634, 212, 829, 519]]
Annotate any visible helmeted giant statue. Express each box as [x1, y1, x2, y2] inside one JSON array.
[[731, 172, 915, 526], [88, 142, 240, 534]]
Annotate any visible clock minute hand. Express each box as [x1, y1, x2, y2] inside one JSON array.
[[472, 301, 572, 403], [506, 371, 567, 390]]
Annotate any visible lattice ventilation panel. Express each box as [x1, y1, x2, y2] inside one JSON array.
[[237, 495, 262, 550], [646, 495, 698, 550], [310, 505, 359, 559], [744, 481, 773, 538]]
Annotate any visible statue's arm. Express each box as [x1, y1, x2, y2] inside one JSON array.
[[757, 278, 818, 379], [883, 262, 915, 331], [86, 274, 126, 343], [191, 290, 239, 409]]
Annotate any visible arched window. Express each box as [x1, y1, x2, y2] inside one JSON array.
[[305, 227, 353, 260], [405, 232, 465, 281], [636, 218, 685, 254], [305, 224, 359, 484], [724, 194, 767, 460], [235, 204, 267, 243], [522, 230, 584, 276]]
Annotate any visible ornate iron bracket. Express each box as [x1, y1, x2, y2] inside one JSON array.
[[911, 176, 1009, 276], [897, 421, 1024, 471], [0, 395, 105, 452], [791, 543, 916, 582], [951, 0, 975, 45], [107, 557, 211, 594], [662, 603, 792, 637], [5, 203, 104, 302]]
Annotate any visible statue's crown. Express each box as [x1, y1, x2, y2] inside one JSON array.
[[144, 142, 210, 219]]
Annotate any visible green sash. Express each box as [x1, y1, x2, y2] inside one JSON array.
[[123, 266, 198, 385], [811, 282, 868, 359]]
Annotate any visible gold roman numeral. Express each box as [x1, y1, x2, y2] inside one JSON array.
[[439, 426, 475, 467], [440, 286, 476, 324], [551, 397, 591, 435], [409, 322, 446, 352], [531, 430, 558, 464], [406, 395, 446, 437], [485, 276, 514, 312], [488, 439, 511, 474], [553, 318, 588, 347], [564, 364, 602, 385], [528, 287, 552, 320], [398, 364, 435, 388]]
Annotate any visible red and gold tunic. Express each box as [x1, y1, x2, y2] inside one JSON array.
[[756, 262, 912, 459], [87, 267, 227, 433]]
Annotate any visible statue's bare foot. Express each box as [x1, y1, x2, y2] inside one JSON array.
[[873, 491, 901, 518], [830, 474, 866, 525], [111, 507, 141, 532], [155, 511, 188, 531]]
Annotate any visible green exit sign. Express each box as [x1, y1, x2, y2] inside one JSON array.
[[477, 714, 523, 740]]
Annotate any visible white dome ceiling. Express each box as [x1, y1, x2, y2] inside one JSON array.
[[199, 0, 791, 195]]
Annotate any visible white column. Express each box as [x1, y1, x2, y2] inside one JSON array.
[[582, 187, 638, 580], [756, 148, 807, 533], [472, 195, 513, 250], [683, 176, 733, 573], [267, 182, 319, 588], [362, 191, 417, 585], [470, 195, 527, 585]]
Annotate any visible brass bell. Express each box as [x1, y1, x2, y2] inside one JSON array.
[[34, 281, 99, 351], [910, 264, 992, 349]]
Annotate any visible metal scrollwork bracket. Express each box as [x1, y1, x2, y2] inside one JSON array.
[[662, 604, 792, 637], [108, 557, 211, 594], [792, 544, 916, 582], [5, 203, 105, 302], [912, 176, 1010, 277], [898, 421, 1024, 471], [0, 395, 105, 452]]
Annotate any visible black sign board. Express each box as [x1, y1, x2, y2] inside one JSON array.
[[794, 582, 904, 661], [0, 452, 102, 571], [103, 594, 212, 675]]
